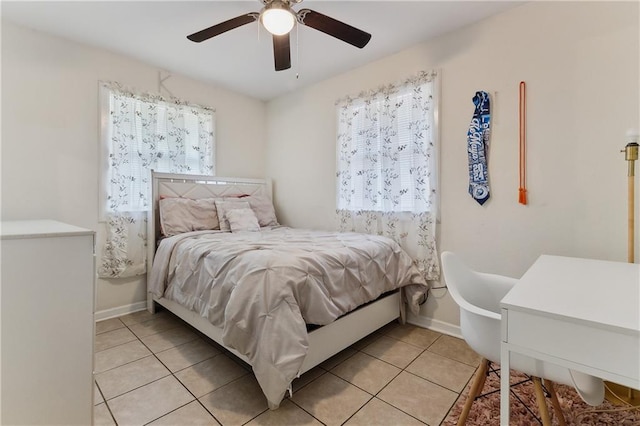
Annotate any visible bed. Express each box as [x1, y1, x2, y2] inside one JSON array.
[[146, 172, 429, 409]]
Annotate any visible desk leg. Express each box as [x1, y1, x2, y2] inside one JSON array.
[[500, 342, 510, 425]]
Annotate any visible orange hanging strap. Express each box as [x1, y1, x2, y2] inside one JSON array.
[[519, 81, 528, 205]]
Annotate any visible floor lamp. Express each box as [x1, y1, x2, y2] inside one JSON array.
[[607, 130, 640, 406]]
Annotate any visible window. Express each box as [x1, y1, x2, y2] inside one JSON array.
[[336, 70, 437, 214], [100, 83, 215, 215], [98, 81, 215, 278], [335, 71, 440, 280]]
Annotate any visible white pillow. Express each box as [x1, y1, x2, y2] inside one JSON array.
[[215, 200, 251, 232], [159, 197, 219, 236], [225, 208, 260, 232]]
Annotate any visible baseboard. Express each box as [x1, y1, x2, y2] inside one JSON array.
[[95, 302, 463, 338], [407, 312, 462, 339], [94, 301, 147, 322]]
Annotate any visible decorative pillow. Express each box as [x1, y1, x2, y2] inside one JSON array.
[[224, 194, 278, 227], [215, 200, 251, 232], [225, 208, 260, 232], [159, 197, 219, 236], [242, 194, 279, 227]]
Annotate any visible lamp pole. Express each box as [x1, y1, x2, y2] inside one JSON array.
[[623, 130, 639, 263]]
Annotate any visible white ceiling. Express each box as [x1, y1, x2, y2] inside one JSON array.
[[1, 1, 523, 101]]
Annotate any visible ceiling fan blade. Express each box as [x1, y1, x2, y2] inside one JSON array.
[[297, 9, 371, 49], [273, 33, 291, 71], [187, 14, 257, 43]]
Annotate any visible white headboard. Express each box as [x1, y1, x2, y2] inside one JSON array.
[[146, 171, 272, 272]]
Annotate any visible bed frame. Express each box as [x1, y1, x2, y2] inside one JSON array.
[[146, 171, 403, 375]]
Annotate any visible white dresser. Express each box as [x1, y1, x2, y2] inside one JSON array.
[[1, 220, 95, 425]]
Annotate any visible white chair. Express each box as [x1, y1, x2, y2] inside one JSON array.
[[441, 251, 604, 426]]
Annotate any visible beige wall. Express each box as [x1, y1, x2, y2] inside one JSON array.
[[1, 21, 268, 314], [265, 2, 639, 330]]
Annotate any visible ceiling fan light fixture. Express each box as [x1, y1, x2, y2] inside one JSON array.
[[187, 0, 372, 72], [261, 3, 295, 36]]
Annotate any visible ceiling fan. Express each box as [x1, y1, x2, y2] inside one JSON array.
[[187, 0, 372, 72]]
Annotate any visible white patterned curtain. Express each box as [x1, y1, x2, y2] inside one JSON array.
[[336, 70, 439, 280], [98, 81, 215, 278]]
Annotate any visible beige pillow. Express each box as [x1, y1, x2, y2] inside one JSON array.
[[215, 200, 251, 232], [224, 194, 278, 227], [243, 194, 278, 227], [226, 208, 260, 232], [159, 197, 219, 236]]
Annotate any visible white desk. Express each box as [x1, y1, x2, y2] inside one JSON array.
[[500, 255, 640, 425]]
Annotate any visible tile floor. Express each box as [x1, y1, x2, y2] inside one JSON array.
[[94, 309, 481, 426]]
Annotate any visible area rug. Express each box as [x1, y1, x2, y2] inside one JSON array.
[[442, 368, 640, 425]]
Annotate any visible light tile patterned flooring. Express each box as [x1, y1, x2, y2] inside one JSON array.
[[94, 309, 481, 426]]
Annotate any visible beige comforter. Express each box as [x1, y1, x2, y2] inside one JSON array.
[[149, 227, 428, 408]]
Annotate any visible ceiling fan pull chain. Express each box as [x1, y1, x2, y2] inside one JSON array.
[[296, 22, 300, 79]]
